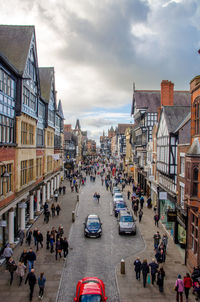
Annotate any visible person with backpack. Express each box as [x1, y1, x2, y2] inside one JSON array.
[[157, 267, 165, 292]]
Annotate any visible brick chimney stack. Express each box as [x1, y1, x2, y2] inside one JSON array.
[[161, 80, 174, 106]]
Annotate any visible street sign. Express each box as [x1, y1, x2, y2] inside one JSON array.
[[159, 192, 167, 200], [18, 203, 27, 209], [0, 220, 7, 227]]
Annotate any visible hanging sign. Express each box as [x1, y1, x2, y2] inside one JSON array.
[[159, 192, 167, 200], [167, 209, 177, 222], [0, 220, 7, 227]]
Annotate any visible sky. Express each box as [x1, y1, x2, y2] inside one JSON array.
[[1, 0, 200, 143]]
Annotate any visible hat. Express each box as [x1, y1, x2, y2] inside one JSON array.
[[178, 274, 181, 278]]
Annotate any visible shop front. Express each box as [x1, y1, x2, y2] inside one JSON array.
[[151, 181, 158, 208], [159, 192, 176, 239], [176, 211, 187, 249]]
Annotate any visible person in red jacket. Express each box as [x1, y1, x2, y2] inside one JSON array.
[[183, 273, 192, 302]]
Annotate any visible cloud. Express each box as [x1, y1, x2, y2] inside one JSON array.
[[1, 0, 200, 142]]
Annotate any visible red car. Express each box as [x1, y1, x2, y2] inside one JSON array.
[[74, 277, 108, 301]]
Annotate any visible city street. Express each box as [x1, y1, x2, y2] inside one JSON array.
[[57, 175, 144, 302]]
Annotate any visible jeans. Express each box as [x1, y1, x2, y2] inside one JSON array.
[[10, 271, 14, 285], [39, 287, 44, 297], [63, 249, 68, 258], [151, 273, 156, 285], [143, 274, 147, 287], [136, 270, 140, 280], [28, 260, 34, 272], [29, 284, 35, 301]]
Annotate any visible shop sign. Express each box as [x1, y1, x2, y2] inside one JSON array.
[[18, 203, 27, 209], [53, 154, 60, 160], [159, 192, 167, 200], [0, 220, 7, 227], [167, 209, 177, 222]]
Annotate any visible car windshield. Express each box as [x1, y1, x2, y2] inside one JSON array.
[[79, 294, 102, 302], [116, 203, 126, 208], [87, 219, 100, 228], [120, 216, 133, 222], [115, 194, 123, 199]]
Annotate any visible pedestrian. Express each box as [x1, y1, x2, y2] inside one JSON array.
[[33, 228, 38, 246], [127, 190, 131, 200], [149, 258, 159, 285], [19, 229, 25, 246], [62, 237, 69, 259], [50, 235, 54, 253], [147, 197, 152, 208], [55, 238, 62, 260], [157, 267, 165, 292], [155, 247, 165, 264], [26, 230, 32, 246], [154, 213, 159, 227], [183, 272, 192, 302], [16, 261, 26, 286], [36, 231, 43, 251], [20, 248, 28, 266], [59, 186, 62, 195], [162, 234, 168, 251], [133, 203, 138, 216], [46, 231, 50, 250], [141, 259, 149, 288], [51, 203, 56, 217], [138, 209, 143, 222], [25, 268, 37, 301], [153, 231, 161, 250], [63, 185, 66, 195], [38, 272, 46, 299], [7, 257, 17, 285], [175, 274, 184, 302], [3, 244, 13, 264], [134, 257, 141, 281], [140, 196, 144, 209], [56, 204, 61, 216], [44, 209, 50, 223], [27, 248, 36, 272], [96, 193, 100, 203], [54, 190, 58, 202], [43, 202, 48, 213]]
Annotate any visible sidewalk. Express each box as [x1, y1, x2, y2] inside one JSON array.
[[116, 185, 194, 302], [0, 178, 77, 302]]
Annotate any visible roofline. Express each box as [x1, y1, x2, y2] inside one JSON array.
[[173, 112, 191, 133], [0, 52, 21, 76]]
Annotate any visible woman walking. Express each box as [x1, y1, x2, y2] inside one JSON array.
[[26, 230, 32, 246], [16, 261, 26, 286], [51, 203, 56, 217], [7, 257, 17, 285], [175, 274, 184, 302], [183, 273, 192, 302], [55, 238, 62, 260], [38, 272, 46, 299], [141, 259, 149, 288]]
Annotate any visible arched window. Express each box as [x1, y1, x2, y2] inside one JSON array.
[[194, 98, 200, 134], [192, 167, 198, 196]]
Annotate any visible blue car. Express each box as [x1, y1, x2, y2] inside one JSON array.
[[84, 214, 102, 238]]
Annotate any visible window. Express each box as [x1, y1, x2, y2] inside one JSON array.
[[191, 213, 198, 254], [0, 69, 15, 98], [0, 115, 14, 143], [21, 122, 28, 144], [21, 160, 28, 186], [28, 159, 34, 182], [36, 128, 44, 147], [47, 156, 53, 172], [180, 156, 185, 176], [29, 125, 34, 145], [36, 158, 42, 177], [194, 99, 200, 135], [180, 184, 185, 208], [23, 87, 29, 106], [47, 131, 50, 146], [0, 164, 12, 195], [192, 167, 198, 197], [29, 93, 36, 111]]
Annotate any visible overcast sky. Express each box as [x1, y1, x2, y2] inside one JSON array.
[[1, 0, 200, 143]]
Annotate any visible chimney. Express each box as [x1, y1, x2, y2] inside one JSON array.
[[161, 80, 174, 106]]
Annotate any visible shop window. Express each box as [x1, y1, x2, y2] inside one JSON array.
[[192, 167, 198, 197], [191, 213, 198, 254]]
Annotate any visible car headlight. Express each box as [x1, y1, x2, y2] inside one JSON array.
[[85, 228, 89, 233], [97, 229, 101, 233]]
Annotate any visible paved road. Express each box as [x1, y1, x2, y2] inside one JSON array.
[[57, 176, 145, 302]]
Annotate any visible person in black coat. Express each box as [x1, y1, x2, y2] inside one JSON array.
[[62, 237, 69, 259], [141, 259, 149, 287], [27, 248, 36, 272], [157, 267, 165, 292], [25, 268, 37, 301], [134, 257, 141, 280], [36, 231, 43, 251], [20, 248, 28, 266], [26, 230, 32, 246], [149, 258, 159, 285]]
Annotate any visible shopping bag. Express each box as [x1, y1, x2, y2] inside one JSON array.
[[147, 274, 151, 284]]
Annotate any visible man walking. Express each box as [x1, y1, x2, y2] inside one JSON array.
[[149, 258, 159, 285], [153, 231, 161, 250], [25, 268, 37, 301], [134, 257, 141, 280]]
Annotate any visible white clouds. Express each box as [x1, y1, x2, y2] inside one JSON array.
[[1, 0, 200, 141]]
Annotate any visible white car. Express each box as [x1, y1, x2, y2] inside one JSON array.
[[118, 211, 136, 235], [113, 192, 124, 204], [112, 186, 120, 195]]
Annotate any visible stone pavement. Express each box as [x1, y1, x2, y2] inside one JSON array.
[[0, 178, 77, 302], [116, 185, 195, 302]]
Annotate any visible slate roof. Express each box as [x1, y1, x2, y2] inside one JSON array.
[[0, 25, 34, 75], [39, 67, 54, 103], [117, 124, 132, 134], [132, 90, 190, 114], [163, 106, 191, 133], [57, 100, 64, 119]]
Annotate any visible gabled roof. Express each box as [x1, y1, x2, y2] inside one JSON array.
[[39, 67, 54, 103], [57, 100, 64, 119], [0, 25, 34, 75], [174, 112, 191, 133], [132, 90, 190, 114], [163, 106, 191, 133], [187, 138, 200, 156]]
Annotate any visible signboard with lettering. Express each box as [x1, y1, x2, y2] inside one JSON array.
[[0, 220, 7, 227], [167, 209, 177, 222], [159, 192, 167, 200]]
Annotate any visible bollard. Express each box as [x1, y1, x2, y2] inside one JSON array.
[[121, 259, 125, 274], [72, 211, 75, 222], [77, 195, 79, 202]]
